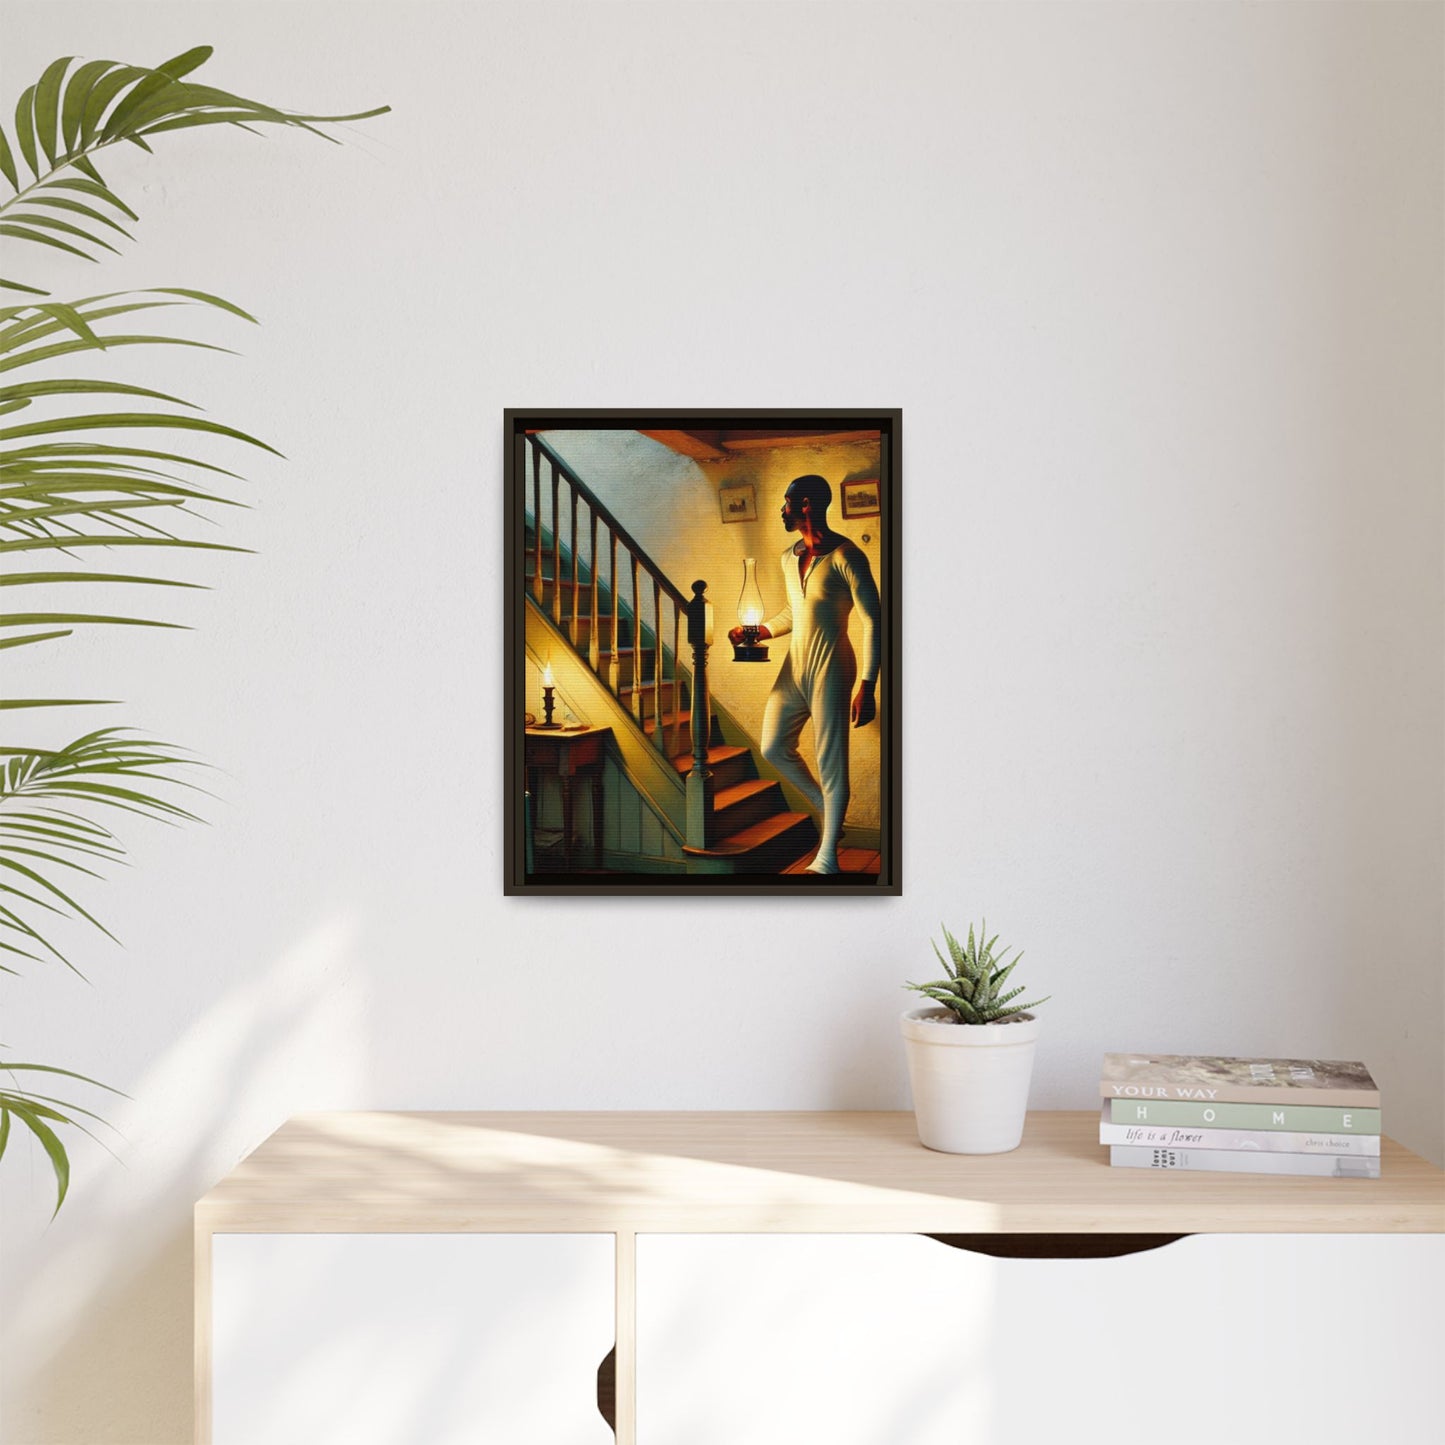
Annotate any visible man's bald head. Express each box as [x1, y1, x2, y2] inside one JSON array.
[[785, 474, 832, 513]]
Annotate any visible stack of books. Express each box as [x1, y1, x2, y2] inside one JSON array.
[[1099, 1053, 1381, 1179]]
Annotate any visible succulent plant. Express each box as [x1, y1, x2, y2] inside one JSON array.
[[905, 921, 1050, 1025]]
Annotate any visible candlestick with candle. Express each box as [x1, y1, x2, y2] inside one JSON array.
[[536, 661, 562, 728]]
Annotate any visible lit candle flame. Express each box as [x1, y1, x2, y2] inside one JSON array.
[[542, 662, 554, 686]]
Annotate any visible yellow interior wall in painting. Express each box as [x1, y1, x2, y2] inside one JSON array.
[[539, 431, 885, 836]]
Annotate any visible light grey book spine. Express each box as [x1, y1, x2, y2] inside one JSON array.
[[1110, 1145, 1381, 1179], [1099, 1117, 1380, 1156]]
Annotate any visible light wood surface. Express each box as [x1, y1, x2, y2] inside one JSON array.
[[196, 1110, 1444, 1235], [195, 1111, 1444, 1445]]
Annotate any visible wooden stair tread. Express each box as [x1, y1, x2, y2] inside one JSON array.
[[691, 811, 812, 856], [781, 847, 883, 876], [714, 778, 778, 809], [671, 744, 748, 775], [621, 680, 683, 695], [641, 709, 693, 733], [525, 568, 591, 584]]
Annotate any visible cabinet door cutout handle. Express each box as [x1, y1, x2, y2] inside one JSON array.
[[924, 1232, 1190, 1260], [596, 1344, 616, 1434]]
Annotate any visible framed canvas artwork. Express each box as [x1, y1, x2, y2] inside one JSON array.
[[504, 409, 901, 895]]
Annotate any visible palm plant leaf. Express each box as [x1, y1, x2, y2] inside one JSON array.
[[1, 46, 385, 1214], [0, 628, 73, 650], [4, 1102, 70, 1212], [1, 47, 388, 295], [0, 729, 204, 971], [0, 698, 117, 711], [0, 290, 265, 716], [0, 1059, 127, 1214], [0, 378, 195, 408]]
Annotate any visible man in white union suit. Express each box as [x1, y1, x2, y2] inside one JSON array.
[[729, 475, 881, 874]]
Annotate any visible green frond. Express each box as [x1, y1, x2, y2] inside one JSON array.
[[13, 86, 40, 180], [0, 409, 283, 454], [0, 46, 386, 1213], [0, 221, 96, 263], [0, 731, 205, 968], [0, 377, 195, 408], [0, 611, 187, 632], [0, 1058, 127, 1212], [0, 696, 116, 709], [0, 122, 17, 191], [0, 570, 208, 590], [1, 48, 387, 291], [47, 178, 139, 221], [0, 1059, 126, 1092], [0, 628, 73, 650], [2, 1103, 69, 1213], [59, 60, 116, 155]]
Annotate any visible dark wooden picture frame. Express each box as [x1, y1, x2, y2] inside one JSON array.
[[718, 482, 757, 524], [840, 477, 881, 519], [504, 409, 901, 895]]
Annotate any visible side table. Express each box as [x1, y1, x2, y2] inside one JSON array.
[[525, 724, 611, 871], [195, 1111, 1445, 1444]]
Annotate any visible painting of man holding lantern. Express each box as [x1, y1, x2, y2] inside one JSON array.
[[505, 411, 899, 895]]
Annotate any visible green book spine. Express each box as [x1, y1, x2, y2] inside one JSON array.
[[1108, 1098, 1381, 1133]]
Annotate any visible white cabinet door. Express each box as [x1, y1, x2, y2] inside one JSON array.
[[213, 1233, 614, 1445], [636, 1233, 1445, 1445]]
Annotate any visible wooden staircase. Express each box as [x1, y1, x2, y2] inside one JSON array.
[[671, 746, 817, 872], [524, 434, 821, 873]]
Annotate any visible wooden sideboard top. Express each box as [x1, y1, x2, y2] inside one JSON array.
[[194, 1111, 1445, 1234]]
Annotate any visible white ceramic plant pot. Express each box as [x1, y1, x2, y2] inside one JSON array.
[[900, 1007, 1041, 1154]]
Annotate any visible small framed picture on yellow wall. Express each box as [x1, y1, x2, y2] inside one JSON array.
[[840, 477, 880, 518], [718, 483, 757, 523]]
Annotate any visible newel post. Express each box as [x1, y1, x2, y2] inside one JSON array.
[[685, 579, 714, 850]]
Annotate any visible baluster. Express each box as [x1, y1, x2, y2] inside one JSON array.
[[570, 488, 580, 641], [608, 529, 619, 695], [685, 581, 713, 849], [530, 442, 542, 604], [672, 602, 682, 758], [550, 464, 562, 625], [589, 507, 600, 673], [653, 578, 664, 752], [630, 554, 643, 722]]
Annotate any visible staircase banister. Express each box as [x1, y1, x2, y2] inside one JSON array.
[[529, 434, 690, 612]]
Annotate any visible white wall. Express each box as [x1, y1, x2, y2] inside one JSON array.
[[3, 2, 1441, 1441]]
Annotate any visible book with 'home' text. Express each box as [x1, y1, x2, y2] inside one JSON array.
[[1097, 1104, 1380, 1156], [1109, 1098, 1380, 1133]]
